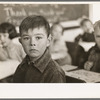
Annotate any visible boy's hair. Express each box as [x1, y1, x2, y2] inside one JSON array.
[[80, 18, 92, 26], [51, 22, 64, 35], [94, 20, 100, 30], [19, 15, 50, 37], [0, 22, 17, 39]]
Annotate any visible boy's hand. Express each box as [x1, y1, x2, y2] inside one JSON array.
[[84, 61, 93, 71]]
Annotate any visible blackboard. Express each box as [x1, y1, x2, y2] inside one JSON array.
[[0, 4, 89, 26]]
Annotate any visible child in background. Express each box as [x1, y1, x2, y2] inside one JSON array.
[[50, 22, 72, 65], [84, 20, 100, 73], [75, 18, 95, 42], [0, 22, 25, 62], [13, 15, 66, 83]]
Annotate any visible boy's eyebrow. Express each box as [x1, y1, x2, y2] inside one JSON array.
[[21, 33, 45, 36], [22, 34, 29, 36], [34, 33, 44, 36]]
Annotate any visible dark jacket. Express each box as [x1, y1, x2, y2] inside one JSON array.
[[13, 49, 66, 83], [85, 44, 100, 73], [75, 32, 95, 42]]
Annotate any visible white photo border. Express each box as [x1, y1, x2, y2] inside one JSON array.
[[0, 1, 100, 98]]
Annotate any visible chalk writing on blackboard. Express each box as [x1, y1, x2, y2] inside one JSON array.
[[0, 4, 89, 26]]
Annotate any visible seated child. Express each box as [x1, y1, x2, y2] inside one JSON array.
[[50, 22, 72, 65], [0, 22, 25, 62], [84, 20, 100, 73], [75, 18, 95, 42], [13, 15, 66, 83]]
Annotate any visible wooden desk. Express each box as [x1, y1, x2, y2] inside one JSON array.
[[0, 60, 20, 80], [61, 64, 78, 72], [64, 68, 100, 83]]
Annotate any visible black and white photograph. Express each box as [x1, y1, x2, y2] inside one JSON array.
[[0, 1, 100, 98]]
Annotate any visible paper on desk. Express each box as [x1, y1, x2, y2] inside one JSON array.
[[0, 60, 20, 80], [65, 69, 100, 83], [61, 64, 78, 71]]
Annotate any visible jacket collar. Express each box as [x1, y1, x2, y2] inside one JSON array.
[[21, 48, 51, 73], [94, 44, 100, 52]]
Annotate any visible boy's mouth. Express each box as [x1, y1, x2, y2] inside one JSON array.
[[29, 49, 38, 53]]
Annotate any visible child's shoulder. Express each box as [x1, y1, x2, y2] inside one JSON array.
[[48, 59, 65, 75], [16, 55, 28, 68]]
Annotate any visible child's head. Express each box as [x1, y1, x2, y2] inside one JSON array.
[[19, 15, 50, 37], [0, 22, 17, 47], [51, 22, 63, 40], [80, 18, 94, 34], [94, 20, 100, 49], [19, 15, 51, 61]]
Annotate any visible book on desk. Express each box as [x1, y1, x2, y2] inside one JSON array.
[[61, 64, 100, 83]]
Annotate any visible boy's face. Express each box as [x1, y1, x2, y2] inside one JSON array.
[[0, 33, 10, 47], [82, 21, 94, 33], [94, 27, 100, 49], [20, 27, 51, 61]]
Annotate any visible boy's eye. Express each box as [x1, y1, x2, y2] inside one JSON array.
[[23, 37, 30, 40], [36, 37, 42, 40]]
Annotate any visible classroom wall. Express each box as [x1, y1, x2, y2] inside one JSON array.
[[93, 3, 100, 23], [0, 4, 89, 26], [0, 4, 89, 42]]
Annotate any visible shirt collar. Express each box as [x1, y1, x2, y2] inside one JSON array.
[[22, 48, 51, 73]]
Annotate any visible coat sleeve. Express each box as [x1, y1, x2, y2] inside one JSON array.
[[13, 64, 27, 83], [49, 70, 66, 83]]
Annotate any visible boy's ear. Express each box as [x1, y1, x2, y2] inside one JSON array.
[[47, 34, 52, 47]]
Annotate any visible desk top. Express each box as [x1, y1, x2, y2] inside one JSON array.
[[65, 69, 100, 83], [0, 60, 20, 80], [61, 64, 78, 72]]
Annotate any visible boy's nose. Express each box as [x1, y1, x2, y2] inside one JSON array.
[[30, 37, 36, 46]]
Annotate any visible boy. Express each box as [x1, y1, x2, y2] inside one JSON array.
[[0, 22, 25, 62], [84, 20, 100, 73], [13, 15, 66, 83]]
